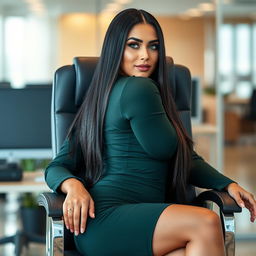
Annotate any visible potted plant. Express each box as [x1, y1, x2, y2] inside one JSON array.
[[20, 192, 46, 236], [19, 159, 49, 236]]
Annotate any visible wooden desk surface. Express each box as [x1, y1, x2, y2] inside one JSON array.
[[192, 124, 217, 135], [0, 170, 50, 193], [225, 97, 249, 105]]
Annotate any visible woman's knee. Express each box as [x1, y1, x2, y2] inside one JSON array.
[[152, 205, 223, 255], [196, 209, 223, 237], [202, 209, 221, 227]]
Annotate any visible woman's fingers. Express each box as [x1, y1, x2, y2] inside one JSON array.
[[244, 200, 255, 222], [67, 205, 74, 233], [63, 205, 70, 230], [242, 193, 256, 222], [62, 191, 95, 235], [80, 202, 88, 234], [79, 198, 95, 234], [73, 203, 81, 236], [230, 189, 245, 208], [89, 198, 95, 219], [229, 184, 256, 223]]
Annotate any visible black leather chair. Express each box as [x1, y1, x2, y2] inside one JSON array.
[[38, 57, 242, 256], [247, 89, 256, 122]]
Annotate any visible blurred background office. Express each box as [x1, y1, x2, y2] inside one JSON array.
[[0, 0, 256, 255]]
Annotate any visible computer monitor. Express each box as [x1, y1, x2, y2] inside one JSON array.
[[191, 77, 202, 124], [0, 86, 52, 161]]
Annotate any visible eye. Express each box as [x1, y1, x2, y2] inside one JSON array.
[[149, 44, 159, 51], [127, 42, 140, 49]]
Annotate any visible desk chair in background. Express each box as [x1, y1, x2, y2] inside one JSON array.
[[247, 89, 256, 124], [240, 88, 256, 137], [38, 57, 241, 256]]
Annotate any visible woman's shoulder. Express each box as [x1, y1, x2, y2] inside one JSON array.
[[118, 76, 159, 96]]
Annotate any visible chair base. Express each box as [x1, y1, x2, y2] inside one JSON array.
[[0, 230, 45, 256]]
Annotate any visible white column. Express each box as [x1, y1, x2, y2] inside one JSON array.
[[216, 0, 224, 172]]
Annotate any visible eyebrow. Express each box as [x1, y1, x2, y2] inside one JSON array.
[[127, 37, 159, 44]]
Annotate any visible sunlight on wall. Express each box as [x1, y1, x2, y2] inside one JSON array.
[[5, 17, 26, 87], [4, 16, 54, 88], [58, 13, 98, 66]]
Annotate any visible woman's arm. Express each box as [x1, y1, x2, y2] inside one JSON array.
[[60, 177, 95, 235], [225, 182, 256, 222], [120, 76, 256, 222], [120, 77, 178, 159], [44, 138, 85, 192], [44, 138, 95, 235], [189, 151, 256, 222], [189, 151, 234, 190]]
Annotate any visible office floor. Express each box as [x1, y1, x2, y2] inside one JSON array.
[[0, 139, 256, 256]]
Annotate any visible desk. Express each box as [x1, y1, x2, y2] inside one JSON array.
[[192, 124, 217, 166], [0, 171, 50, 256], [0, 171, 50, 193], [225, 96, 249, 115]]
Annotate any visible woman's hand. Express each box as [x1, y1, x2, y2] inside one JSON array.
[[226, 182, 256, 222], [61, 178, 95, 235]]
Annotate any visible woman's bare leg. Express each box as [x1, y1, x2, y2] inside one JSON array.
[[152, 205, 225, 256]]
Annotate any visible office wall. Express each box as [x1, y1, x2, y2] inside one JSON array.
[[57, 13, 205, 79], [157, 16, 205, 78], [57, 14, 98, 66]]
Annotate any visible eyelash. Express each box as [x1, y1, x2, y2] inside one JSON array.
[[127, 42, 159, 50]]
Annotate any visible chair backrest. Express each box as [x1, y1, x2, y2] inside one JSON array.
[[249, 89, 256, 120], [52, 56, 192, 156]]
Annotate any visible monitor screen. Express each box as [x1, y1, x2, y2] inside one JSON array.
[[191, 77, 202, 124], [0, 87, 52, 159]]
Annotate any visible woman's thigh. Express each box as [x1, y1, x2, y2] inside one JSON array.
[[152, 204, 221, 256]]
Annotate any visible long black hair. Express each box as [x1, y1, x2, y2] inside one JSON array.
[[68, 8, 193, 202]]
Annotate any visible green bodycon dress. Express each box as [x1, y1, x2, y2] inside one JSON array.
[[45, 76, 234, 256]]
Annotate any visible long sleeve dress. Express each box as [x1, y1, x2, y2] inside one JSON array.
[[45, 76, 234, 256]]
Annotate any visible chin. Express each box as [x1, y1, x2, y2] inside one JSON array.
[[134, 73, 151, 78]]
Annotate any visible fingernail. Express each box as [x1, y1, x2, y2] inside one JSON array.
[[80, 228, 85, 233], [92, 213, 95, 218], [75, 231, 79, 236], [66, 226, 69, 230]]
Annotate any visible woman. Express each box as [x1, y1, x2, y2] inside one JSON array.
[[45, 8, 256, 256]]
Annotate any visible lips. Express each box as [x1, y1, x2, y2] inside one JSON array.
[[135, 64, 151, 72]]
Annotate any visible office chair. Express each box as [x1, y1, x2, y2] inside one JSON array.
[[38, 57, 242, 256], [247, 89, 256, 122], [240, 88, 256, 135]]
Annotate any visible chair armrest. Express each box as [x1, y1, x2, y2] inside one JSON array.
[[38, 192, 65, 218], [195, 190, 242, 214]]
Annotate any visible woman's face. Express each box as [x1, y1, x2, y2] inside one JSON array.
[[120, 23, 159, 78]]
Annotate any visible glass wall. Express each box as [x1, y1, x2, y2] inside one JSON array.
[[219, 0, 256, 245]]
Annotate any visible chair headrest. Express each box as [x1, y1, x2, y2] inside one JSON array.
[[73, 56, 176, 107]]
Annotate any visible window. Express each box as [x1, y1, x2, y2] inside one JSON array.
[[2, 16, 55, 88], [220, 23, 255, 98]]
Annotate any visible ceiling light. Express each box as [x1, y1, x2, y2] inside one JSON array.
[[24, 0, 41, 4], [186, 8, 203, 17], [198, 3, 215, 12], [223, 0, 232, 3], [105, 2, 122, 12], [114, 0, 133, 4]]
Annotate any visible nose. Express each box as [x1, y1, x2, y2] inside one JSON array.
[[140, 46, 149, 61]]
